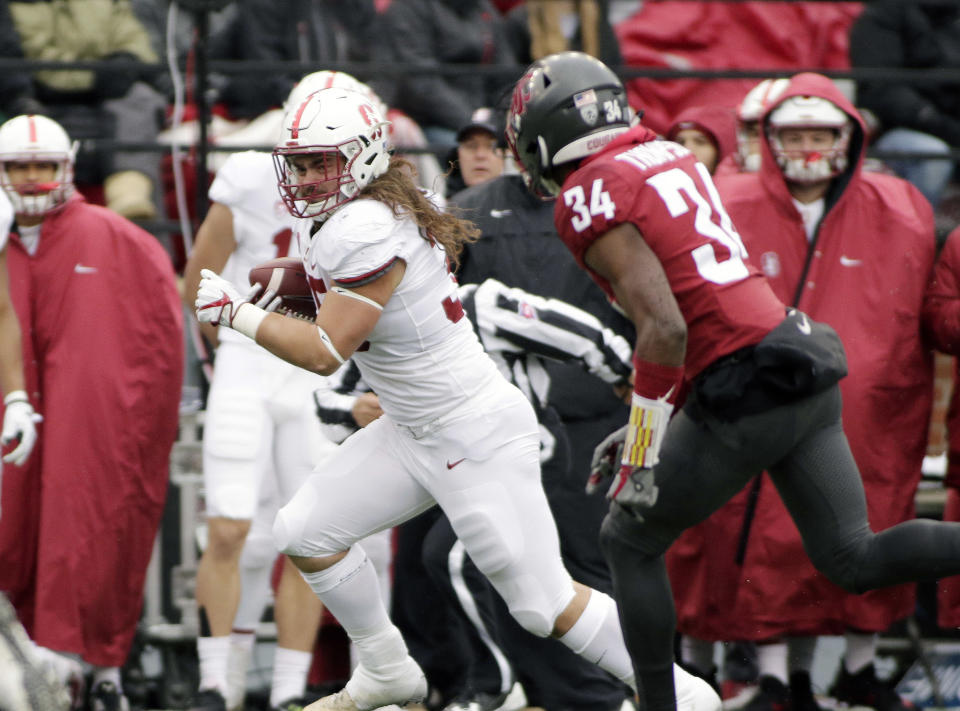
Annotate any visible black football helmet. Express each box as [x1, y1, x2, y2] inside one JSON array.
[[506, 51, 633, 197]]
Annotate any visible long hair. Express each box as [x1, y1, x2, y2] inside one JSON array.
[[359, 157, 480, 270]]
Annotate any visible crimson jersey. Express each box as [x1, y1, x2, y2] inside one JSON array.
[[554, 126, 785, 379]]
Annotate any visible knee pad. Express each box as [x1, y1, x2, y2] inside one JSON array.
[[272, 496, 347, 558], [447, 486, 521, 577], [205, 389, 266, 461], [241, 524, 277, 570], [506, 582, 562, 638]]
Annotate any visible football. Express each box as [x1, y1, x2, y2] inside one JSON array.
[[248, 257, 317, 320]]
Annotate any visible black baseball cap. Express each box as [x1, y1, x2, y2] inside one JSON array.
[[456, 107, 505, 146]]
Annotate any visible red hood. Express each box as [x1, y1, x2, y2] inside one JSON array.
[[666, 105, 738, 163], [757, 72, 867, 207]]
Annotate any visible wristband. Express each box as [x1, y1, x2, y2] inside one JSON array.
[[621, 393, 673, 469], [232, 302, 269, 340], [3, 390, 29, 406], [632, 357, 684, 403], [624, 358, 683, 469]]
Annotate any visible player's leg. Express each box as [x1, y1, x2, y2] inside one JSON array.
[[272, 416, 436, 710], [598, 403, 777, 711], [225, 497, 277, 711], [768, 386, 960, 592], [421, 513, 516, 707], [194, 345, 274, 703], [432, 391, 718, 711], [267, 372, 336, 708]]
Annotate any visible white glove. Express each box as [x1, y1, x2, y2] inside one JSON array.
[[2, 391, 40, 466], [195, 269, 270, 339], [195, 269, 255, 326]]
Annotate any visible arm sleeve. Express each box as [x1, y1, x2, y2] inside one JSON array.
[[466, 278, 633, 384]]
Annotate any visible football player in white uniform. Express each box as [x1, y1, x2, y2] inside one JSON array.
[[184, 72, 395, 711], [195, 87, 720, 711], [0, 187, 37, 470]]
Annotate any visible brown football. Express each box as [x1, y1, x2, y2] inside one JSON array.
[[248, 257, 317, 320]]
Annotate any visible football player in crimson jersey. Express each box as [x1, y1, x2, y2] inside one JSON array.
[[195, 86, 721, 711], [506, 51, 960, 711]]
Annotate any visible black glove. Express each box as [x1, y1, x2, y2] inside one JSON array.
[[93, 52, 142, 100]]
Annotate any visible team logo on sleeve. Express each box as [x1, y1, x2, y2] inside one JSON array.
[[760, 251, 781, 278]]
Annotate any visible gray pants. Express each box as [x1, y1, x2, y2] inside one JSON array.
[[600, 385, 960, 711]]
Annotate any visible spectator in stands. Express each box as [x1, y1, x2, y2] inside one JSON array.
[[849, 0, 960, 210], [443, 107, 507, 198], [708, 72, 935, 711], [0, 113, 183, 711], [0, 0, 167, 220], [665, 105, 737, 176], [503, 0, 622, 68], [209, 0, 380, 123], [374, 0, 516, 153]]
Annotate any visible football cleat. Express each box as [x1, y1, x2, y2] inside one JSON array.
[[306, 658, 427, 710]]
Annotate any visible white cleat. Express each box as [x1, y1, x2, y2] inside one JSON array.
[[306, 657, 427, 711], [675, 664, 722, 711]]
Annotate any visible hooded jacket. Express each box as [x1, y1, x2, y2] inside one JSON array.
[[668, 73, 936, 637]]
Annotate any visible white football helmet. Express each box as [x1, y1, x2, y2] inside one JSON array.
[[274, 87, 392, 220], [766, 95, 852, 184], [736, 78, 790, 172], [0, 114, 77, 217], [284, 70, 388, 119]]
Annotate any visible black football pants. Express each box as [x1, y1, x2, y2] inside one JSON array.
[[600, 384, 960, 711]]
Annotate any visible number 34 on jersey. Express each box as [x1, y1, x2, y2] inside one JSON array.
[[561, 162, 750, 286]]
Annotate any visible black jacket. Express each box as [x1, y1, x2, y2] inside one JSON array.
[[849, 0, 960, 145], [451, 174, 633, 421], [376, 0, 517, 132]]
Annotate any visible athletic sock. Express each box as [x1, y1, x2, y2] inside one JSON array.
[[270, 647, 313, 706], [198, 635, 231, 696]]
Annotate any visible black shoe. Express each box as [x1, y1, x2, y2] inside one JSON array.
[[191, 688, 228, 711], [789, 671, 824, 711], [271, 697, 307, 711], [831, 664, 914, 711], [89, 681, 130, 711], [441, 689, 510, 711], [744, 675, 790, 711]]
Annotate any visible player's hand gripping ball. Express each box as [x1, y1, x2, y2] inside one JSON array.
[[248, 257, 317, 320]]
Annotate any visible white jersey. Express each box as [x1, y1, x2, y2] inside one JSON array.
[[209, 151, 297, 344], [297, 199, 502, 427], [0, 189, 12, 251]]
